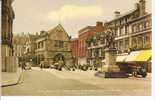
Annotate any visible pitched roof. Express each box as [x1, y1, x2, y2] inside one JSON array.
[[47, 24, 70, 38]]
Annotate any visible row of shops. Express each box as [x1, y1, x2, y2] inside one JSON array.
[[116, 49, 151, 72]]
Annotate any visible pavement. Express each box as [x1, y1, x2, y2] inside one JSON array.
[[1, 68, 23, 87]]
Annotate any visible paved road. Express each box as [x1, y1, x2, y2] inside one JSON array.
[[2, 67, 151, 96]]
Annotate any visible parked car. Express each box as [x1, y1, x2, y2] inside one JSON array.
[[25, 66, 32, 70], [118, 63, 147, 78], [78, 64, 89, 71], [40, 61, 51, 68], [132, 66, 147, 78]]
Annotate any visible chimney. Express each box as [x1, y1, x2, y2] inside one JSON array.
[[114, 11, 120, 18], [96, 21, 103, 27], [139, 0, 146, 16]]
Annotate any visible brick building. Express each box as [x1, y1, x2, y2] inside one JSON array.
[[71, 38, 78, 65], [78, 22, 104, 65], [87, 32, 106, 67]]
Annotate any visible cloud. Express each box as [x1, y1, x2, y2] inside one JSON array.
[[48, 5, 103, 21]]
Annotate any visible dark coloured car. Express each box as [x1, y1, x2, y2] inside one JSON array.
[[40, 61, 51, 68], [118, 63, 147, 78]]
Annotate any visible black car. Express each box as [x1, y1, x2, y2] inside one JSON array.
[[119, 63, 147, 78]]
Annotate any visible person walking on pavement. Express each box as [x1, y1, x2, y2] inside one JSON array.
[[40, 62, 43, 70], [22, 62, 26, 70]]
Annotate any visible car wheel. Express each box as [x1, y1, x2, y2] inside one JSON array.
[[142, 73, 147, 78]]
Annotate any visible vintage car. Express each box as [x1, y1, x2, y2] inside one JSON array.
[[118, 63, 147, 78], [40, 61, 51, 68]]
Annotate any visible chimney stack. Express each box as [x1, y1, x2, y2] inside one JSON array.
[[139, 0, 146, 16], [96, 21, 103, 27], [114, 11, 120, 18]]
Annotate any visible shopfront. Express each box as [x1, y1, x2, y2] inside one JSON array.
[[116, 50, 152, 72]]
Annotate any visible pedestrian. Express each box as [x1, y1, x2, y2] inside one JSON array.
[[40, 62, 43, 70], [22, 62, 26, 70]]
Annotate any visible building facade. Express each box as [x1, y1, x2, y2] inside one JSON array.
[[24, 34, 38, 65], [87, 32, 106, 67], [71, 38, 78, 65], [35, 24, 73, 66], [13, 33, 28, 62], [78, 22, 104, 65], [104, 0, 151, 54], [1, 0, 18, 72], [87, 0, 152, 71]]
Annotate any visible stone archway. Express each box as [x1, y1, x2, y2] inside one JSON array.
[[53, 53, 65, 63]]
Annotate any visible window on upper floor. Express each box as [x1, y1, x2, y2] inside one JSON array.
[[126, 25, 130, 34], [144, 35, 150, 44], [55, 40, 64, 48], [41, 41, 44, 48], [139, 24, 143, 31], [125, 39, 129, 48], [132, 38, 137, 49], [93, 41, 97, 46], [59, 41, 64, 48], [132, 24, 139, 33], [87, 42, 91, 47], [100, 38, 105, 45], [146, 21, 150, 29], [120, 27, 124, 36]]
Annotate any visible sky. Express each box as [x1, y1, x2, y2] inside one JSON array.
[[12, 0, 152, 38]]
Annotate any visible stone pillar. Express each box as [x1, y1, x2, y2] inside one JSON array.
[[2, 44, 11, 72], [6, 56, 19, 72], [95, 47, 128, 78], [1, 0, 18, 72], [95, 29, 128, 78], [101, 48, 120, 72]]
